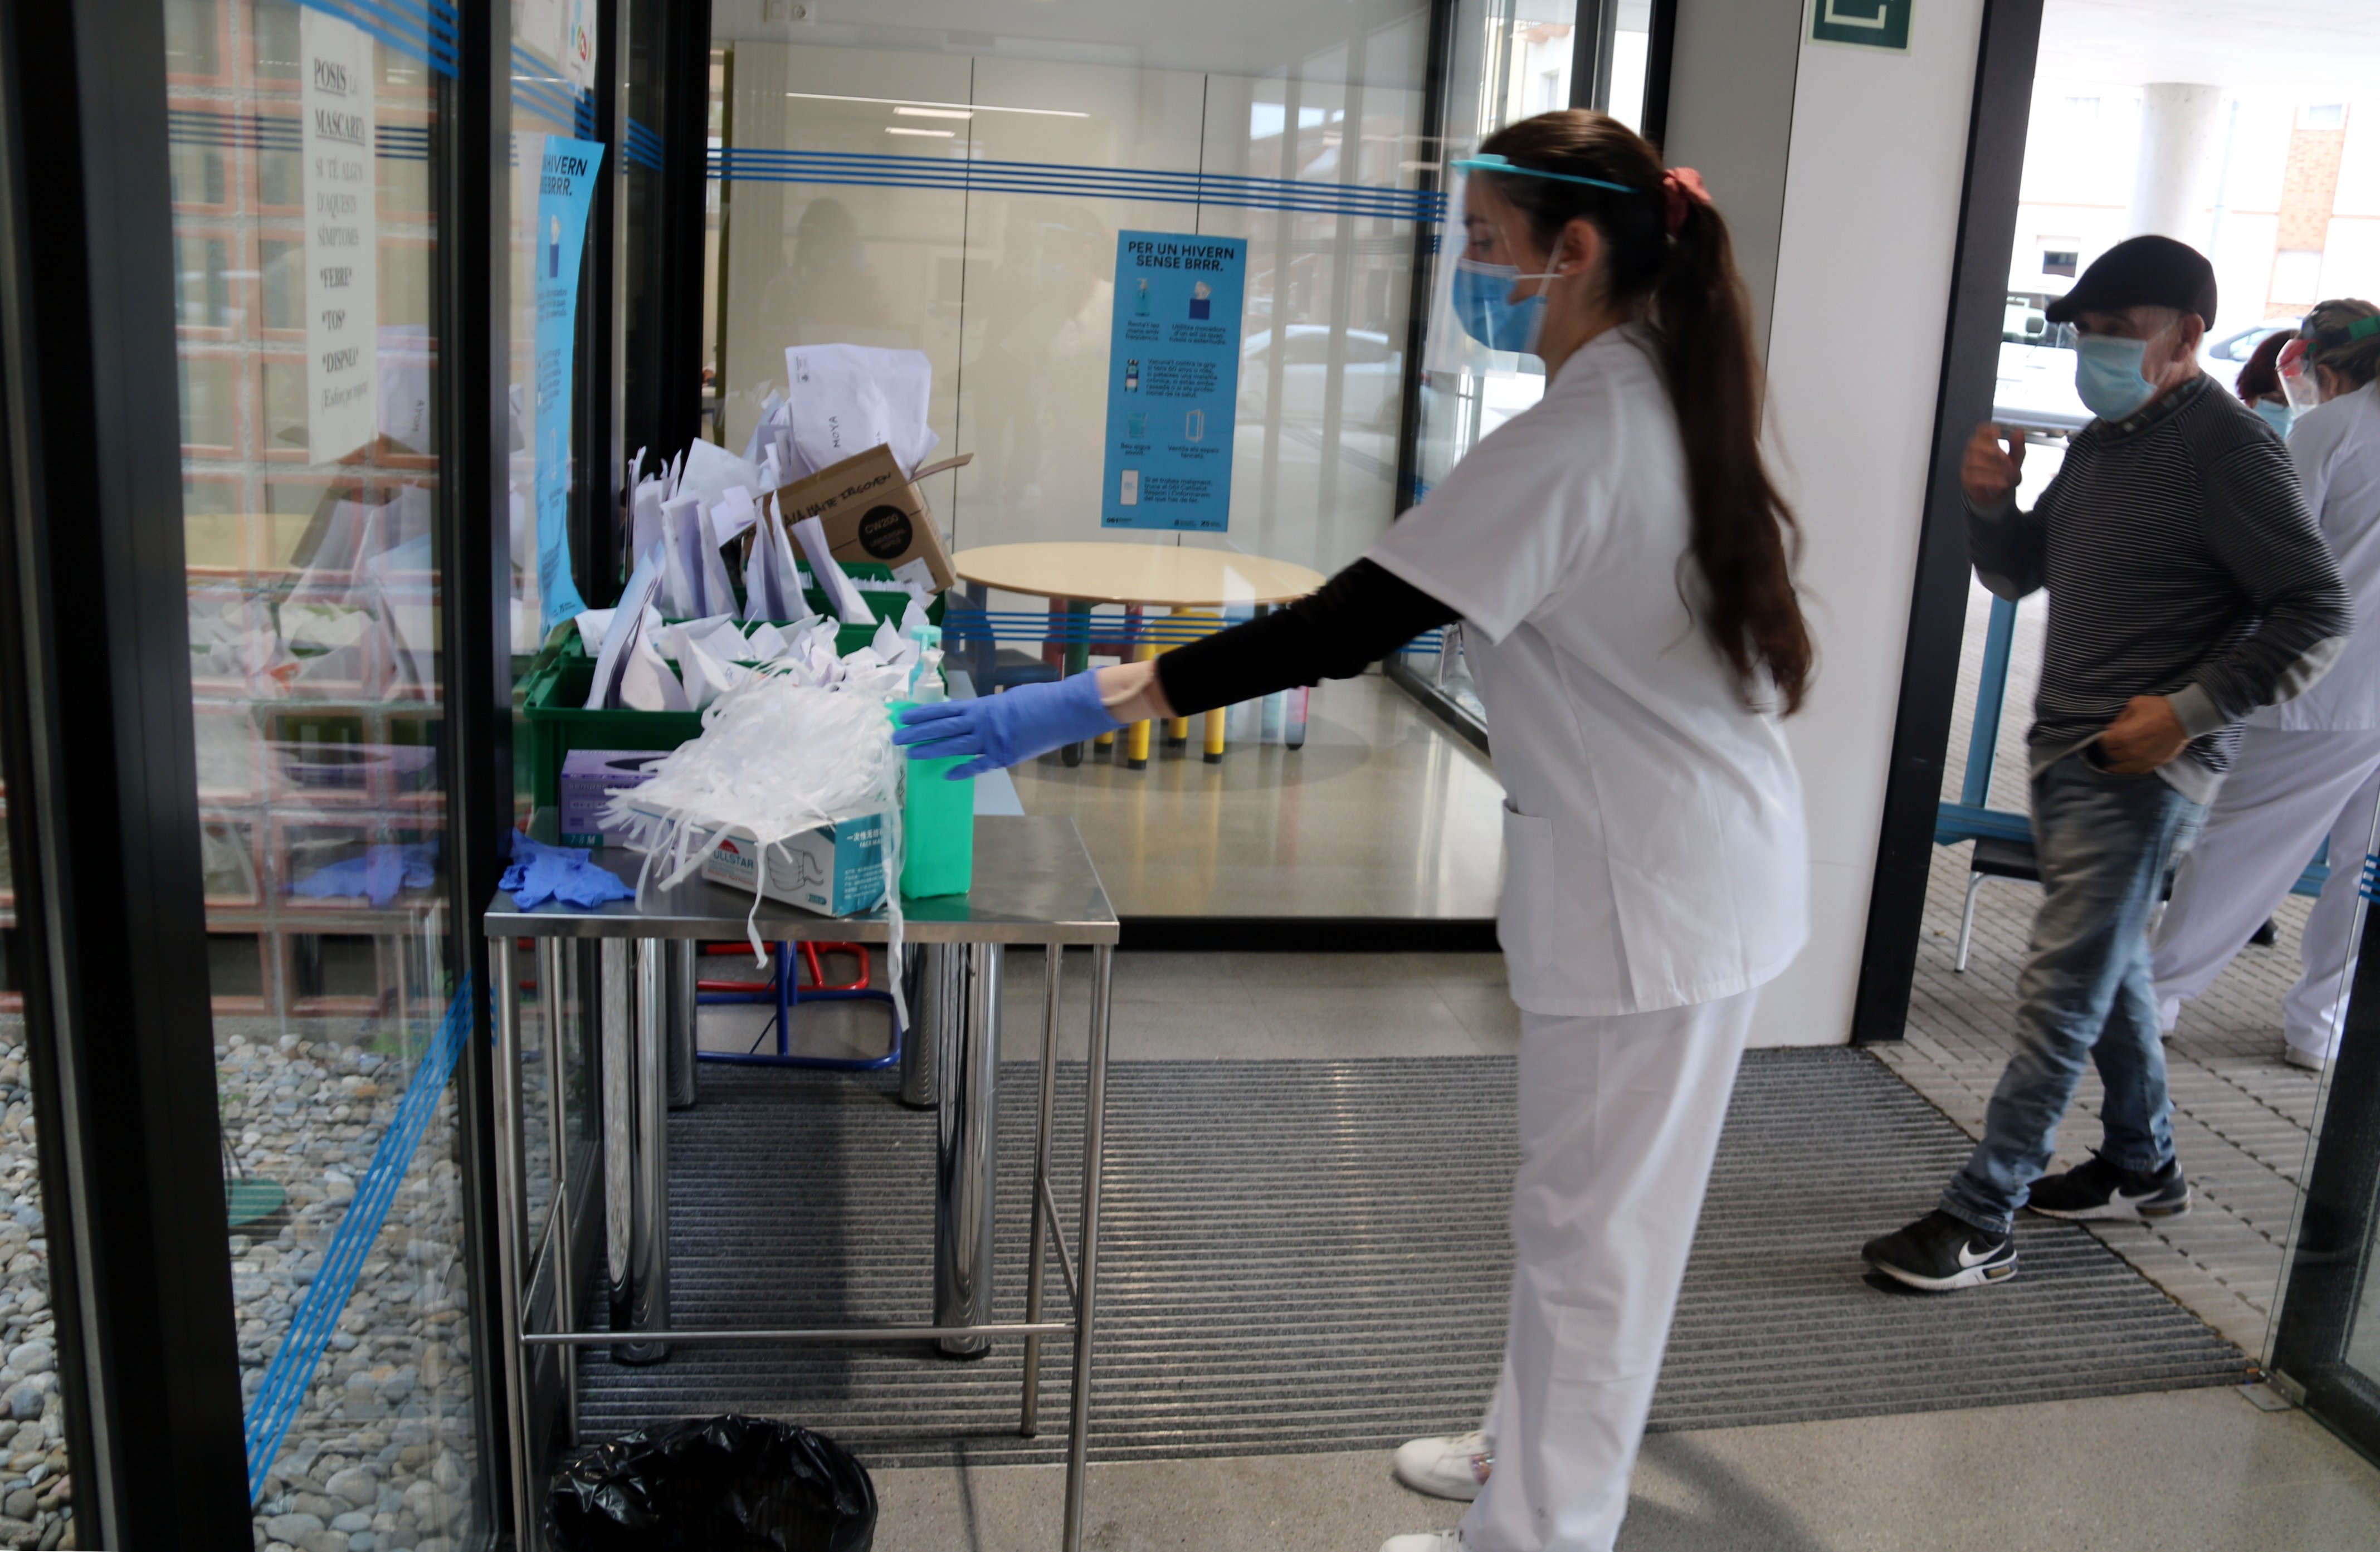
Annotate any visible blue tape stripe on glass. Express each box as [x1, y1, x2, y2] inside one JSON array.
[[512, 72, 579, 117], [708, 147, 1444, 222], [377, 124, 431, 162], [626, 119, 666, 172], [716, 163, 1436, 220], [242, 978, 474, 1503], [719, 145, 1441, 206], [296, 0, 459, 77], [168, 109, 432, 163]]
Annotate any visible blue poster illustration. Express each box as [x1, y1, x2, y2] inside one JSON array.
[[1101, 231, 1247, 532], [534, 135, 604, 632]]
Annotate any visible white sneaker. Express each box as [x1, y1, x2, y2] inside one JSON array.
[[2284, 1046, 2335, 1073], [1392, 1431, 1491, 1501], [1379, 1535, 1462, 1552]]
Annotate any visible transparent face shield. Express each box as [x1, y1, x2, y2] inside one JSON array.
[[2279, 337, 2323, 414], [1425, 169, 1543, 377]]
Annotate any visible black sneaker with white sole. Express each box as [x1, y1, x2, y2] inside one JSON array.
[[2025, 1150, 2189, 1221], [1861, 1209, 2017, 1292]]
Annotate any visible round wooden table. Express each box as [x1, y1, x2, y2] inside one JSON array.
[[952, 541, 1325, 608], [951, 541, 1326, 767]]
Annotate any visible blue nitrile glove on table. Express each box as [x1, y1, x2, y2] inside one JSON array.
[[500, 831, 636, 910], [893, 672, 1124, 779]]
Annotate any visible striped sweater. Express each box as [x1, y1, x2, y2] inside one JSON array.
[[1967, 374, 2352, 804]]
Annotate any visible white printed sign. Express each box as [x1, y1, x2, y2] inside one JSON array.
[[519, 0, 597, 92], [301, 9, 378, 463]]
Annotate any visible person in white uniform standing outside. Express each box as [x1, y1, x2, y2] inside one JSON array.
[[2152, 299, 2380, 1072], [894, 109, 1812, 1552]]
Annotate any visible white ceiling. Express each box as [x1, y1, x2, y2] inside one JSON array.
[[2038, 0, 2380, 96]]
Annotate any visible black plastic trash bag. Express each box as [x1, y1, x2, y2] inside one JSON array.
[[547, 1415, 876, 1552]]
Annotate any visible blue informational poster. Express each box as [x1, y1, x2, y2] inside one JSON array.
[[1100, 231, 1248, 532], [534, 135, 604, 633]]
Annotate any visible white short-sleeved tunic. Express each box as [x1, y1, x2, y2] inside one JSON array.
[[1368, 325, 1809, 1016], [2250, 381, 2380, 732]]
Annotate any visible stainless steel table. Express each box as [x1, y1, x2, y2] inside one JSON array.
[[485, 814, 1119, 1551]]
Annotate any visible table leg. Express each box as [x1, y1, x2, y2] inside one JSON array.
[[1021, 945, 1062, 1435], [489, 938, 533, 1552], [1064, 945, 1116, 1552], [934, 942, 1002, 1358], [604, 941, 669, 1364], [1062, 599, 1091, 767], [899, 943, 943, 1110], [1203, 706, 1227, 764], [665, 939, 698, 1110], [538, 938, 578, 1447]]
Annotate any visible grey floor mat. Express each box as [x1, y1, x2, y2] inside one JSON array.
[[574, 1050, 2248, 1466]]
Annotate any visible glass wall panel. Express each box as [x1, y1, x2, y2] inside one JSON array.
[[706, 3, 1432, 583], [162, 2, 486, 1543]]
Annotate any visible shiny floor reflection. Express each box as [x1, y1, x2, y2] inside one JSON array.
[[1006, 671, 1504, 920]]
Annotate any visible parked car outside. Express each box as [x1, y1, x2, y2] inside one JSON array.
[[1239, 325, 1404, 428]]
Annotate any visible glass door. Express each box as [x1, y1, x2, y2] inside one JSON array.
[[2269, 792, 2380, 1460], [1389, 0, 1666, 740], [160, 0, 491, 1538]]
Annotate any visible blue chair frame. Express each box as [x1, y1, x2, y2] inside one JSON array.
[[695, 942, 903, 1072]]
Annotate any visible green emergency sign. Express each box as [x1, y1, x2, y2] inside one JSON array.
[[1811, 0, 1911, 51]]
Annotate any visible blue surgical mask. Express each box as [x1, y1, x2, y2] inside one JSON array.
[[2255, 398, 2296, 439], [1451, 258, 1548, 354], [2073, 334, 2158, 421]]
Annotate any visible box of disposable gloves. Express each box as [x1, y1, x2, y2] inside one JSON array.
[[700, 814, 889, 917]]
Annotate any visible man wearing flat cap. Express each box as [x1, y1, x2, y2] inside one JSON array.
[[1865, 235, 2352, 1292]]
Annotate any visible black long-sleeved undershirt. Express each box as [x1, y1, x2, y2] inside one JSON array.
[[1153, 559, 1461, 717]]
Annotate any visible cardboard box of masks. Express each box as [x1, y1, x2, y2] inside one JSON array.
[[773, 444, 969, 595], [699, 814, 889, 918]]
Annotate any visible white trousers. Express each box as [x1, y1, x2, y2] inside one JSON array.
[[1460, 988, 1756, 1552], [2150, 725, 2380, 1061]]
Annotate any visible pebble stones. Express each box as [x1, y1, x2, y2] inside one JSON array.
[[222, 1023, 487, 1551], [0, 1011, 502, 1552], [0, 1031, 70, 1550]]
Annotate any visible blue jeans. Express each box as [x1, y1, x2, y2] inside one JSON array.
[[1939, 754, 2205, 1236]]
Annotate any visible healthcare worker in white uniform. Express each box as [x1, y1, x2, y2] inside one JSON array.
[[895, 108, 1812, 1552], [2152, 298, 2380, 1071]]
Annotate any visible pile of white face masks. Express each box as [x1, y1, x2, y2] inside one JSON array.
[[581, 589, 933, 714], [598, 671, 910, 1017]]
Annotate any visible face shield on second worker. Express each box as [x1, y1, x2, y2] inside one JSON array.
[[2278, 337, 2323, 415]]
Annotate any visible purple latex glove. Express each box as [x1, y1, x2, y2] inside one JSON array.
[[892, 672, 1123, 779]]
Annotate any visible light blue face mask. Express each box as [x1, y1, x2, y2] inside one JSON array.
[[2072, 334, 2159, 421], [2255, 398, 2296, 439], [1447, 153, 1639, 356], [1451, 258, 1548, 353]]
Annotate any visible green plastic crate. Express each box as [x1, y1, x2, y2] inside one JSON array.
[[523, 657, 708, 817], [523, 567, 945, 813]]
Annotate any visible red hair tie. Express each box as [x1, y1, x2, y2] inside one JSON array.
[[1662, 167, 1711, 236]]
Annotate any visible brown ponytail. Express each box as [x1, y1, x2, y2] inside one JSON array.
[[1475, 110, 1813, 714]]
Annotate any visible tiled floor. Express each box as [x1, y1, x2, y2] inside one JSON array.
[[1889, 570, 2344, 1356], [871, 1386, 2380, 1550], [1879, 847, 2327, 1356]]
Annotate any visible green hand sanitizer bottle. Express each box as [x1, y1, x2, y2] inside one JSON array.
[[895, 626, 973, 898]]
